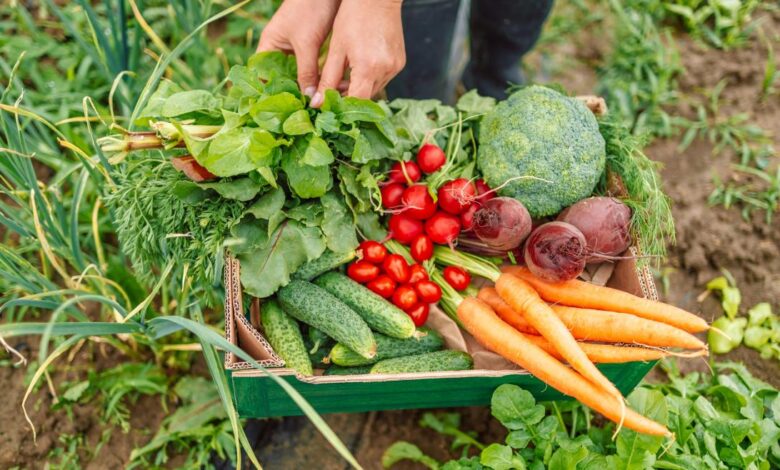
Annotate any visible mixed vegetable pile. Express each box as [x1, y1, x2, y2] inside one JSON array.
[[101, 51, 708, 436]]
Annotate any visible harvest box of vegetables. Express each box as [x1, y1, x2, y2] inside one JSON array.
[[102, 52, 711, 434]]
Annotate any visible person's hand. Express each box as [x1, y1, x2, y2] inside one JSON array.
[[311, 0, 405, 106], [257, 0, 341, 97]]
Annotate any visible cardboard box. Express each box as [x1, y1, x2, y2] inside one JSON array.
[[223, 252, 660, 419]]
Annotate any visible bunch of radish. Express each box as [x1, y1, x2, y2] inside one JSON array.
[[347, 241, 442, 326], [382, 144, 495, 254]]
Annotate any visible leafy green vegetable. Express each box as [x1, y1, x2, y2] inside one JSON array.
[[383, 361, 780, 469]]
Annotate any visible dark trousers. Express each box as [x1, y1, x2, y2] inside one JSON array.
[[386, 0, 554, 102]]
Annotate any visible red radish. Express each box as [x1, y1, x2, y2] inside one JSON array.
[[171, 155, 217, 182], [410, 234, 434, 262], [425, 212, 461, 245], [557, 197, 632, 261], [388, 214, 424, 244], [472, 197, 532, 251], [381, 183, 405, 209], [388, 161, 421, 185], [414, 280, 442, 303], [405, 303, 430, 327], [401, 185, 437, 220], [392, 285, 418, 310], [367, 275, 396, 298], [347, 261, 379, 283], [443, 266, 471, 291], [524, 221, 587, 282], [382, 254, 411, 284], [438, 178, 476, 215], [408, 264, 428, 283], [359, 240, 387, 264], [416, 144, 446, 174], [474, 179, 494, 202], [460, 204, 478, 231]]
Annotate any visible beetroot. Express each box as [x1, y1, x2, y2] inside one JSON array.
[[472, 197, 532, 251], [557, 197, 632, 261], [524, 221, 587, 282]]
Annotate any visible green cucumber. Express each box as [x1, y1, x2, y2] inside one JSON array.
[[261, 299, 312, 375], [314, 272, 415, 339], [370, 350, 473, 374], [306, 327, 333, 367], [277, 280, 376, 359], [328, 327, 444, 366], [293, 250, 356, 281], [324, 364, 373, 376]]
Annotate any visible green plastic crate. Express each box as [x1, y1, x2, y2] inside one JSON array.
[[223, 254, 660, 419]]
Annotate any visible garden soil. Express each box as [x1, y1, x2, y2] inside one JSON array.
[[2, 10, 779, 470]]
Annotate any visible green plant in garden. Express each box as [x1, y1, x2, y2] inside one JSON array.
[[383, 360, 780, 469], [598, 0, 683, 139], [662, 0, 765, 49], [706, 275, 780, 360]]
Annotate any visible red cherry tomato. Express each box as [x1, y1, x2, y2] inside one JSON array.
[[414, 280, 442, 303], [392, 285, 418, 310], [460, 204, 478, 231], [443, 266, 471, 291], [388, 214, 424, 244], [475, 179, 494, 202], [359, 240, 387, 264], [347, 261, 380, 283], [416, 144, 446, 174], [388, 161, 421, 185], [381, 183, 405, 209], [382, 254, 411, 284], [410, 234, 434, 262], [405, 303, 430, 327], [408, 264, 429, 284], [366, 275, 396, 298]]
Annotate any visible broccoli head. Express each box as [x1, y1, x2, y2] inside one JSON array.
[[477, 86, 605, 217]]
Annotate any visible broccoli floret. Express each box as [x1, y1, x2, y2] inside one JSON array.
[[477, 86, 605, 217]]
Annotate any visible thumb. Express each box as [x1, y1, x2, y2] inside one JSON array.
[[294, 45, 321, 98], [311, 51, 345, 108]]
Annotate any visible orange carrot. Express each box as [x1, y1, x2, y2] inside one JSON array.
[[478, 287, 706, 350], [523, 334, 706, 363], [503, 266, 709, 333], [495, 274, 623, 400], [457, 297, 670, 436]]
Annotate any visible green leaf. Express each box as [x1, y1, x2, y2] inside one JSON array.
[[315, 111, 341, 134], [491, 384, 545, 431], [706, 276, 741, 318], [230, 218, 269, 255], [198, 127, 258, 177], [248, 51, 297, 81], [336, 96, 388, 124], [356, 212, 387, 241], [320, 191, 359, 254], [381, 441, 440, 469], [62, 381, 90, 402], [245, 187, 286, 219], [283, 109, 315, 135], [616, 388, 667, 468], [548, 446, 588, 470], [281, 145, 332, 199], [250, 92, 304, 133], [300, 135, 334, 166], [198, 178, 266, 201], [238, 220, 326, 298], [744, 326, 772, 349], [134, 79, 183, 125], [480, 444, 525, 470], [456, 90, 496, 116], [708, 316, 747, 353], [351, 127, 395, 163], [162, 90, 221, 118], [748, 303, 773, 326]]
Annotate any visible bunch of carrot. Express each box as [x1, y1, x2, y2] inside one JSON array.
[[433, 249, 711, 437]]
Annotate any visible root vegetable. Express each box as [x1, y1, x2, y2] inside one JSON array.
[[388, 161, 421, 185], [401, 185, 437, 220], [389, 214, 424, 244], [417, 144, 446, 174], [472, 197, 532, 251], [524, 221, 587, 282], [425, 212, 461, 245], [438, 178, 476, 215], [558, 197, 632, 260]]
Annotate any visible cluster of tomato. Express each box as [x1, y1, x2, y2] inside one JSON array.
[[348, 241, 442, 326], [380, 144, 494, 256]]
